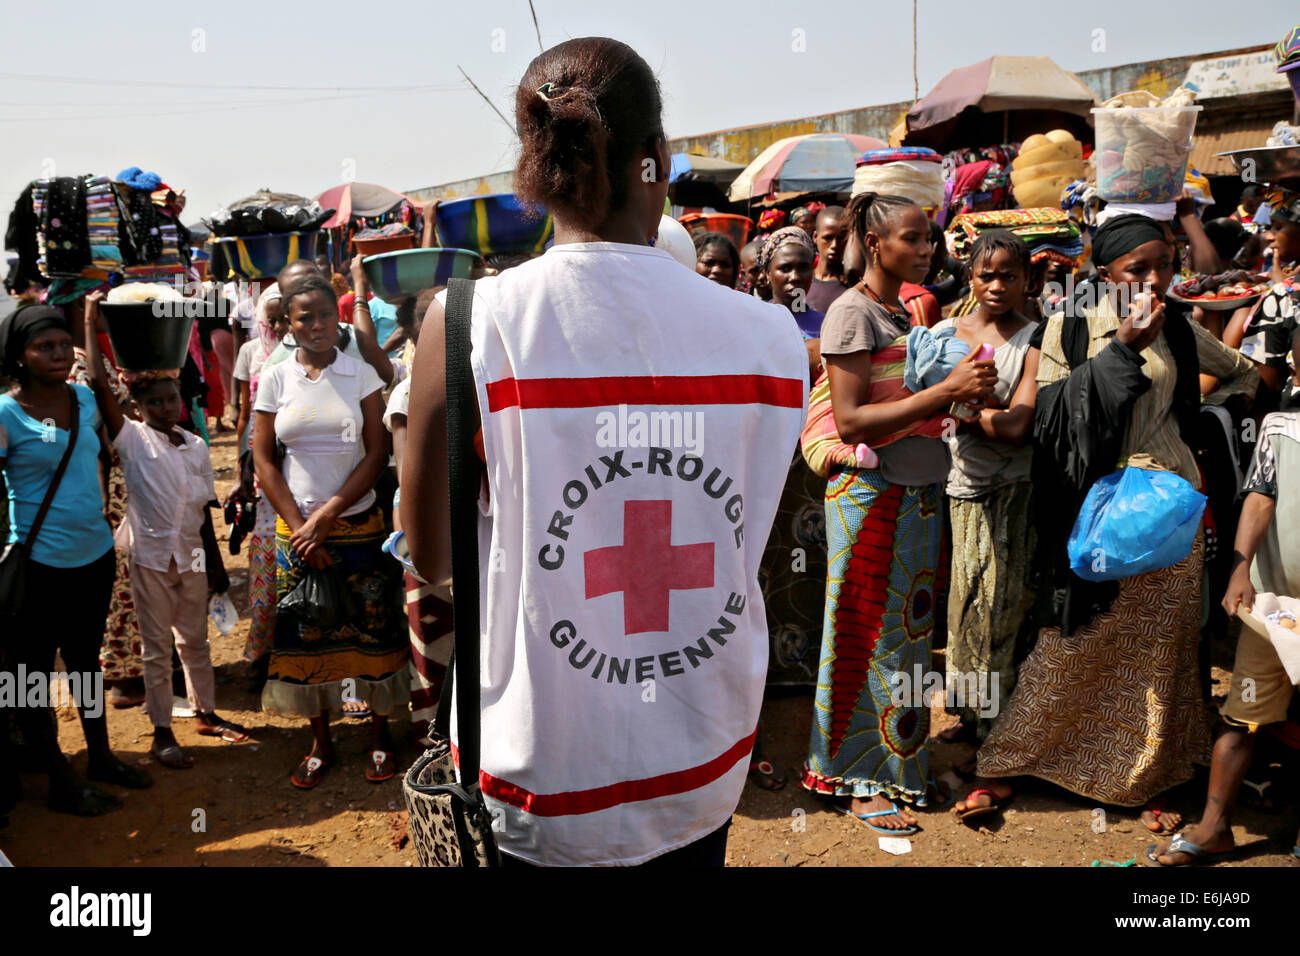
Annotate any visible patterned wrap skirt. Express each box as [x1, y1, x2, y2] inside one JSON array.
[[803, 468, 941, 806], [262, 505, 409, 719], [242, 493, 279, 662], [758, 449, 829, 685], [977, 535, 1212, 805], [945, 480, 1036, 741]]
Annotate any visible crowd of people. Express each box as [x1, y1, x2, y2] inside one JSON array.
[[3, 33, 1300, 868]]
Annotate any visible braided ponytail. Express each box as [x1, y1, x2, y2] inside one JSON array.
[[843, 192, 918, 263]]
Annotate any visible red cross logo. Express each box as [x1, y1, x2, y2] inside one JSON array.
[[584, 499, 715, 635]]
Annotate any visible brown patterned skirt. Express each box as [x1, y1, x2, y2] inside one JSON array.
[[976, 535, 1211, 806]]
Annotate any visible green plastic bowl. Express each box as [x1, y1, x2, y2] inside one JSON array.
[[362, 247, 478, 299]]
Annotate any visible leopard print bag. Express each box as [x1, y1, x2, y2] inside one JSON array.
[[401, 278, 501, 868], [402, 739, 500, 867]]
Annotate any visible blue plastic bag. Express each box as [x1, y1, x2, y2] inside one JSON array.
[[1067, 466, 1207, 582]]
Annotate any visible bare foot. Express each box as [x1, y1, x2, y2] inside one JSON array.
[[845, 794, 918, 830], [952, 777, 1013, 816], [1141, 798, 1184, 834]]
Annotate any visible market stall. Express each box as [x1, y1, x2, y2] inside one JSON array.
[[315, 182, 425, 268]]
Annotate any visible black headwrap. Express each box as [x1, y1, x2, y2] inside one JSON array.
[[0, 304, 69, 376], [1090, 214, 1170, 269]]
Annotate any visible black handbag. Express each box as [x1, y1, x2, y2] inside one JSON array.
[[0, 384, 82, 619], [402, 277, 501, 867]]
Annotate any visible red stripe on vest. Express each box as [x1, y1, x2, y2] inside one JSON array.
[[485, 375, 804, 412], [452, 727, 757, 816]]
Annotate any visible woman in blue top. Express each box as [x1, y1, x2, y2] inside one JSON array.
[[0, 305, 153, 817]]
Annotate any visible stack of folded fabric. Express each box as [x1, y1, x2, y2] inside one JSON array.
[[85, 176, 124, 275], [948, 207, 1084, 268]]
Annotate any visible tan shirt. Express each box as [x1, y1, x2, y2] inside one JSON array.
[[1037, 299, 1258, 489]]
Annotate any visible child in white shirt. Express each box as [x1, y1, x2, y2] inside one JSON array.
[[84, 293, 249, 768]]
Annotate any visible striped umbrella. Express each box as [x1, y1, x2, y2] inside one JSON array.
[[727, 133, 886, 202]]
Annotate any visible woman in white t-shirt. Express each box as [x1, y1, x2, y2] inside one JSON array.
[[402, 38, 808, 866], [253, 272, 408, 790]]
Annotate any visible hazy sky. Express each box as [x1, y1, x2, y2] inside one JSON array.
[[1, 0, 1294, 228]]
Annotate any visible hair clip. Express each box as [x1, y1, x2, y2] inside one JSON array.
[[536, 82, 555, 102]]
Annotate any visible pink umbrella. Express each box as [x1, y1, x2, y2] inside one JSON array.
[[315, 183, 424, 229]]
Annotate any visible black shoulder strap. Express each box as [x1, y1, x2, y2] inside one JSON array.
[[442, 277, 483, 789], [24, 384, 81, 550], [1061, 307, 1089, 370]]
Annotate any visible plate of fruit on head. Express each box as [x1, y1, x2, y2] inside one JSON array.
[[1168, 270, 1270, 311]]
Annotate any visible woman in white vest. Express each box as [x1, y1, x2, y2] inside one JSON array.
[[403, 37, 809, 866]]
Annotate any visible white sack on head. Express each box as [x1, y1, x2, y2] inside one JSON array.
[[852, 161, 946, 208]]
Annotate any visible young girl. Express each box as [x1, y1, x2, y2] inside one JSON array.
[[83, 292, 249, 769], [230, 285, 286, 684], [929, 231, 1039, 758], [802, 192, 997, 833]]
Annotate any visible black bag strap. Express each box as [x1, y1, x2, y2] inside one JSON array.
[[442, 277, 483, 791], [24, 384, 81, 550]]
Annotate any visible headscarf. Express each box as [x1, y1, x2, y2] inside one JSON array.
[[757, 208, 787, 232], [757, 226, 816, 274], [0, 304, 69, 376], [249, 282, 283, 398], [1264, 186, 1300, 224], [1090, 214, 1171, 268]]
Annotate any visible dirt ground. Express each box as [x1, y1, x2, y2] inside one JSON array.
[[3, 428, 1298, 867]]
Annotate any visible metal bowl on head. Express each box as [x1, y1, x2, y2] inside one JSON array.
[[1215, 145, 1300, 186], [361, 248, 478, 300]]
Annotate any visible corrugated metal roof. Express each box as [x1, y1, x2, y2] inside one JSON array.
[[1191, 118, 1284, 176]]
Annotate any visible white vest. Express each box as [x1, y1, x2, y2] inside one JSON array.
[[457, 242, 807, 865]]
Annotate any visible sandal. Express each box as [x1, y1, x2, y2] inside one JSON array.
[[953, 787, 1011, 824], [151, 741, 195, 770], [748, 759, 786, 791], [838, 800, 921, 835], [86, 758, 153, 790], [291, 754, 331, 790], [1145, 834, 1234, 867], [341, 697, 372, 721], [197, 714, 251, 744], [366, 750, 397, 783], [48, 782, 123, 817], [108, 685, 146, 709]]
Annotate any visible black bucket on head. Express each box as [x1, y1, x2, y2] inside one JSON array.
[[100, 299, 209, 371]]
